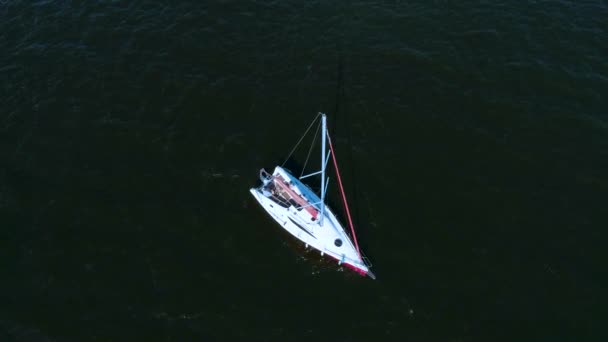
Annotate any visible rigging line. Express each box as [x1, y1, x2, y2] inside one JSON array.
[[326, 131, 361, 258], [299, 119, 321, 178], [333, 52, 365, 255], [281, 113, 321, 167]]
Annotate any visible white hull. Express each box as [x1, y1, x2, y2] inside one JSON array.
[[250, 166, 373, 277]]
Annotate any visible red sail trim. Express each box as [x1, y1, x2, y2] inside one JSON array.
[[326, 132, 361, 258]]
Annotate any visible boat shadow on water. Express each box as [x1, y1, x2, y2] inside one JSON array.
[[271, 226, 369, 279]]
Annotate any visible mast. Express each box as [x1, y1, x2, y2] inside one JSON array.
[[320, 113, 327, 226]]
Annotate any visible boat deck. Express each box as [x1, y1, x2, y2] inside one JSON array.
[[263, 174, 319, 220]]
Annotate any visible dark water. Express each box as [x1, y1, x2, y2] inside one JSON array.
[[1, 1, 606, 340]]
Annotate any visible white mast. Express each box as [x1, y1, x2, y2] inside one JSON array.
[[320, 113, 327, 226]]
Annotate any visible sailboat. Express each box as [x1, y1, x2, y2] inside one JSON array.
[[249, 113, 375, 279]]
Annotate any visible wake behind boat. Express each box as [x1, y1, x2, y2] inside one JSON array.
[[249, 113, 375, 279]]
